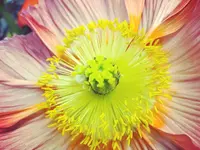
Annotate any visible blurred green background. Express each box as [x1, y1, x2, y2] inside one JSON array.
[[0, 0, 31, 40]]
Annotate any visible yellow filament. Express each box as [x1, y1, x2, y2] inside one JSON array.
[[37, 19, 171, 150]]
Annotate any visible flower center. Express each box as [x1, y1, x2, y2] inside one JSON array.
[[37, 19, 171, 150], [73, 56, 120, 95]]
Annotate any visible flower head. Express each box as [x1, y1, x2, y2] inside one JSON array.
[[0, 0, 200, 150]]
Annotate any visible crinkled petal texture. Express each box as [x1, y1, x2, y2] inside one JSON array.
[[20, 0, 198, 56], [140, 0, 198, 38], [0, 32, 51, 112], [0, 0, 199, 149], [20, 0, 128, 56], [0, 33, 69, 149], [124, 127, 199, 150], [152, 1, 200, 149]]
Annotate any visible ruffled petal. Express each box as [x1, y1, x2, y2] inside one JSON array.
[[20, 0, 128, 56], [162, 1, 200, 81], [0, 32, 52, 83], [152, 87, 200, 148], [0, 113, 69, 150], [146, 127, 200, 150], [141, 0, 197, 38], [0, 33, 70, 149], [0, 33, 51, 111], [124, 0, 145, 32], [0, 85, 45, 112], [122, 127, 200, 150], [0, 105, 40, 128], [153, 4, 200, 148], [162, 4, 200, 72]]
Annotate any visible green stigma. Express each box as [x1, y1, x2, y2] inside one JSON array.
[[73, 56, 120, 95]]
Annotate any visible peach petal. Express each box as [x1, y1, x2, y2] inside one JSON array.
[[0, 33, 51, 112], [0, 105, 40, 128], [0, 113, 69, 149], [0, 32, 51, 81], [20, 0, 128, 57], [149, 0, 198, 39], [141, 0, 198, 38], [121, 127, 199, 150], [153, 6, 200, 148]]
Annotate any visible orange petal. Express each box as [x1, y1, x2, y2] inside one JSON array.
[[18, 0, 38, 27], [0, 105, 40, 128]]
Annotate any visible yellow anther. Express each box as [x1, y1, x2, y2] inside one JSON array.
[[88, 22, 97, 31], [37, 19, 171, 150], [56, 45, 66, 52]]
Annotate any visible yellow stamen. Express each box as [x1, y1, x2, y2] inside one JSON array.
[[37, 19, 171, 150]]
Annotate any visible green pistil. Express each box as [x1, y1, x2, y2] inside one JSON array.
[[73, 56, 120, 95]]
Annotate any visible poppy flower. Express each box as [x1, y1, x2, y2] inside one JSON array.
[[0, 0, 200, 149]]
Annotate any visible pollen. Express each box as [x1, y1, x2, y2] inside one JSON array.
[[37, 19, 171, 150]]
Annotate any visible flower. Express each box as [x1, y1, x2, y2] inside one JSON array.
[[0, 0, 200, 149]]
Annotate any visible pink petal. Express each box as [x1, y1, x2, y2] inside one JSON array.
[[0, 85, 45, 112], [0, 79, 36, 87], [153, 76, 200, 147], [20, 0, 128, 56], [141, 0, 197, 38], [0, 113, 69, 149], [152, 99, 200, 148], [147, 127, 200, 150], [152, 4, 200, 148], [150, 0, 198, 39], [0, 33, 68, 149], [123, 127, 200, 150], [0, 33, 51, 112], [0, 32, 52, 83], [162, 3, 200, 74]]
